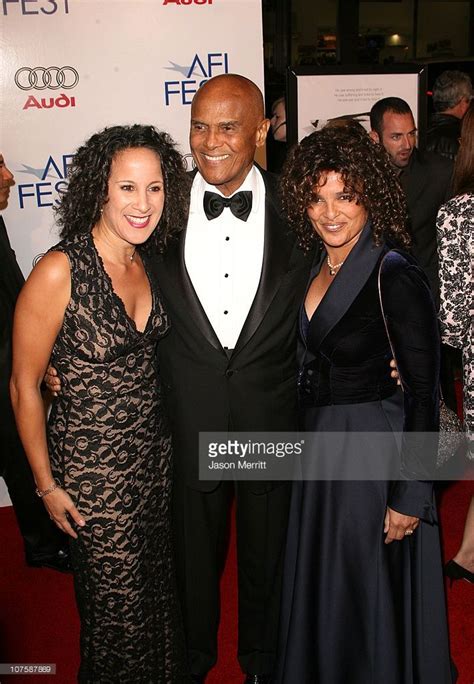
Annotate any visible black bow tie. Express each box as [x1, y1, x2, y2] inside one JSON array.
[[203, 190, 253, 222]]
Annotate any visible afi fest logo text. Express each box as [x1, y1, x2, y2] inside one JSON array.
[[15, 66, 78, 110], [2, 0, 72, 15], [163, 0, 213, 4], [17, 154, 73, 209], [164, 52, 229, 106]]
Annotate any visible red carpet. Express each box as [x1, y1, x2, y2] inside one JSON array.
[[1, 480, 473, 684], [438, 477, 474, 684]]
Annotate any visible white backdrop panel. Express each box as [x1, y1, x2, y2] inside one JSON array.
[[1, 0, 264, 275]]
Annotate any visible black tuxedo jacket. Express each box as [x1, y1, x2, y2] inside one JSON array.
[[153, 168, 314, 491], [0, 215, 25, 429], [399, 148, 452, 306]]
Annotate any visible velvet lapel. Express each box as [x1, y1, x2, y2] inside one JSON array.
[[307, 223, 384, 351], [297, 248, 326, 366], [163, 228, 224, 353], [232, 169, 294, 357]]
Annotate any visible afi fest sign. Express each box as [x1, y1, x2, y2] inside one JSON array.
[[0, 0, 265, 275], [0, 0, 264, 504]]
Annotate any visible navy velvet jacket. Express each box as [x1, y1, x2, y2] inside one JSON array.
[[298, 226, 440, 522]]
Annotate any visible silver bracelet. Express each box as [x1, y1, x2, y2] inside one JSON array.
[[35, 479, 61, 498]]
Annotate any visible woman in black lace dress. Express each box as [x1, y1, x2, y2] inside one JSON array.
[[11, 125, 190, 683]]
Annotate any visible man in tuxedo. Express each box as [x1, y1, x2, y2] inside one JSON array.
[[46, 75, 313, 681], [0, 152, 70, 572], [155, 75, 312, 683]]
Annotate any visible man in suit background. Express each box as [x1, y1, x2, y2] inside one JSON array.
[[0, 152, 70, 572], [369, 97, 452, 307], [426, 70, 473, 161], [156, 75, 313, 683], [369, 98, 459, 412]]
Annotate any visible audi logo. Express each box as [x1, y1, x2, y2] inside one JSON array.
[[15, 66, 79, 91]]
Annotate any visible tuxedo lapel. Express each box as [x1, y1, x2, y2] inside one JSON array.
[[161, 167, 296, 357], [0, 215, 25, 298], [307, 224, 384, 351], [161, 229, 224, 353], [232, 170, 294, 356]]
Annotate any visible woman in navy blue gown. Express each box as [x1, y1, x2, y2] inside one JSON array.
[[274, 126, 453, 683]]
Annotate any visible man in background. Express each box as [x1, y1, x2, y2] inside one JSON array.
[[270, 96, 287, 143], [427, 70, 473, 161], [0, 152, 70, 572], [369, 97, 452, 307], [370, 98, 458, 412], [267, 95, 288, 172]]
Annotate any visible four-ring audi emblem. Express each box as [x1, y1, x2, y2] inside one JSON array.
[[15, 66, 79, 91]]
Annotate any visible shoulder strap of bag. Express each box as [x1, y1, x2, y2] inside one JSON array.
[[377, 251, 406, 394]]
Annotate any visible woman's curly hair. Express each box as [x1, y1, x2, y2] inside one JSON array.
[[279, 126, 410, 252], [54, 124, 191, 252]]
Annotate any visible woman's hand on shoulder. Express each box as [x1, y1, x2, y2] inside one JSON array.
[[384, 506, 419, 544]]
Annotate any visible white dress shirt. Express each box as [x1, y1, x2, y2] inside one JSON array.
[[184, 166, 265, 349]]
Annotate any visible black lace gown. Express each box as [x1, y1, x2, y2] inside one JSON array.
[[47, 232, 186, 683]]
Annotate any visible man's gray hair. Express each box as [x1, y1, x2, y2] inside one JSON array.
[[432, 70, 473, 112]]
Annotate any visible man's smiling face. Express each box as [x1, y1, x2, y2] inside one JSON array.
[[189, 76, 270, 197]]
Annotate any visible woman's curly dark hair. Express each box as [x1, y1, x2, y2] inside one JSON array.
[[54, 124, 191, 252], [280, 126, 410, 252]]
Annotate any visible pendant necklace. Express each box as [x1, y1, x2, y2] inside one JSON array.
[[327, 256, 344, 276]]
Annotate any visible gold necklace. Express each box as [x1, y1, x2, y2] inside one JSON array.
[[327, 256, 344, 276]]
